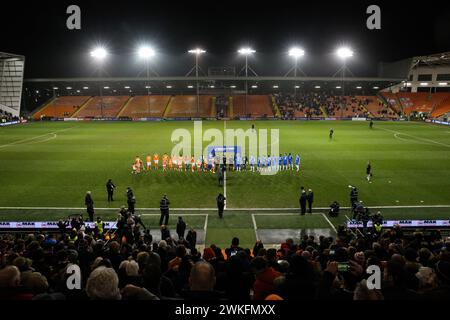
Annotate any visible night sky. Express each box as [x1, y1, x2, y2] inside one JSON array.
[[2, 0, 450, 78]]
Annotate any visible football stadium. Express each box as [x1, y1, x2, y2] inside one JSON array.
[[1, 1, 450, 307]]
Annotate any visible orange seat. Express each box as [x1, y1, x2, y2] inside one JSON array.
[[76, 96, 129, 118], [120, 95, 170, 118], [33, 96, 90, 119]]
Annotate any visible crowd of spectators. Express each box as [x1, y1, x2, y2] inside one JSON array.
[[1, 210, 449, 301], [275, 92, 397, 119], [0, 109, 19, 123]]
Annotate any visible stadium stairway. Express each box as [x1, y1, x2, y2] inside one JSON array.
[[228, 96, 234, 118], [163, 96, 175, 118], [211, 96, 217, 117], [271, 95, 282, 118], [116, 96, 134, 118], [31, 96, 56, 119], [320, 106, 328, 117], [71, 96, 94, 117]]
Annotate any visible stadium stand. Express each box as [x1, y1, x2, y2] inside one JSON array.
[[32, 96, 91, 119], [432, 93, 450, 118], [118, 95, 171, 118], [165, 95, 214, 118], [74, 96, 130, 118], [232, 95, 274, 118]]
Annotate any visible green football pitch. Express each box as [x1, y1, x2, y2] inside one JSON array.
[[0, 120, 449, 248]]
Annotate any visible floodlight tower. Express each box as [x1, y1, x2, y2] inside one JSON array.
[[334, 46, 354, 117], [138, 45, 156, 116], [90, 47, 108, 118], [287, 47, 305, 96], [238, 47, 256, 116], [188, 48, 206, 117]]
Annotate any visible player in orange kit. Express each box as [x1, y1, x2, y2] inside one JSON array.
[[153, 153, 159, 169], [169, 155, 174, 170], [190, 156, 195, 172], [162, 153, 168, 171], [134, 156, 143, 174], [146, 154, 152, 171]]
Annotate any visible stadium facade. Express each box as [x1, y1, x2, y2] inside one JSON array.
[[0, 52, 25, 118]]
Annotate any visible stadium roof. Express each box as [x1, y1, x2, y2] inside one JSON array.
[[25, 76, 403, 83], [411, 51, 450, 68]]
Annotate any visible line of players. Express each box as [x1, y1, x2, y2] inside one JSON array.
[[131, 153, 302, 174]]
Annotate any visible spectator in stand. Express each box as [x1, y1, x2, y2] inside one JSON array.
[[251, 256, 282, 300]]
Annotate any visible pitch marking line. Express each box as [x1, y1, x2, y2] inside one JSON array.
[[0, 126, 78, 149], [252, 212, 337, 240], [379, 126, 450, 148], [320, 213, 338, 233], [1, 205, 449, 211]]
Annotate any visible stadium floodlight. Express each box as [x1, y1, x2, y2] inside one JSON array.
[[273, 85, 279, 89], [238, 47, 256, 55], [166, 85, 172, 89], [76, 90, 80, 93], [251, 85, 258, 88], [145, 85, 151, 89], [439, 82, 448, 86], [53, 87, 59, 90], [83, 86, 89, 90], [187, 85, 194, 89], [373, 86, 379, 89], [90, 47, 108, 61], [188, 48, 206, 55], [138, 46, 155, 60], [230, 85, 236, 88], [420, 82, 429, 86], [294, 85, 300, 89], [336, 86, 342, 89], [187, 48, 206, 116], [103, 86, 110, 89], [336, 47, 354, 59], [314, 85, 321, 89], [288, 47, 305, 59], [356, 86, 362, 89], [66, 87, 72, 90], [124, 86, 130, 89]]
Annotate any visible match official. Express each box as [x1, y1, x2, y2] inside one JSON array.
[[85, 191, 94, 222], [106, 179, 116, 202], [299, 188, 307, 215], [159, 194, 170, 226]]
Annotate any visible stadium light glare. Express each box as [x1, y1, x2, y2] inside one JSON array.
[[83, 87, 89, 90], [210, 85, 215, 88], [336, 47, 354, 59], [294, 85, 300, 89], [314, 85, 321, 89], [439, 82, 448, 86], [230, 85, 236, 88], [145, 85, 151, 89], [138, 46, 155, 59], [288, 47, 305, 59], [188, 48, 206, 55], [76, 90, 80, 93], [336, 86, 342, 89], [90, 47, 108, 60], [187, 85, 194, 89], [273, 85, 279, 89], [166, 85, 172, 89], [124, 86, 130, 89], [238, 47, 256, 55], [251, 85, 258, 88], [356, 86, 362, 89], [420, 82, 429, 86], [53, 87, 59, 90], [66, 87, 72, 90], [103, 86, 110, 89], [373, 86, 379, 89]]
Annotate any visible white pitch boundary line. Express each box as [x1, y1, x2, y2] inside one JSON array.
[[320, 213, 338, 233], [251, 214, 259, 241], [223, 119, 227, 209], [379, 126, 450, 148], [2, 205, 449, 211], [0, 126, 77, 149]]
